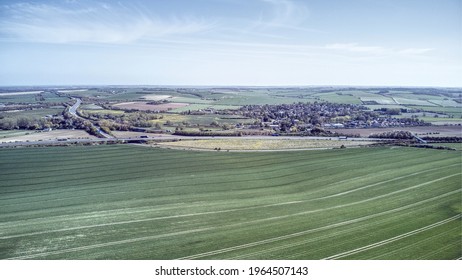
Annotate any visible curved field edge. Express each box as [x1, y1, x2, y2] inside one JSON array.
[[0, 145, 460, 260]]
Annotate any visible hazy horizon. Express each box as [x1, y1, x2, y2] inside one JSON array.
[[1, 0, 461, 87], [1, 84, 462, 89]]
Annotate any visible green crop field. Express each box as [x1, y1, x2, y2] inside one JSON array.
[[0, 93, 42, 104], [0, 145, 460, 260], [313, 92, 363, 104], [1, 107, 64, 119], [0, 92, 69, 104], [407, 106, 462, 115]]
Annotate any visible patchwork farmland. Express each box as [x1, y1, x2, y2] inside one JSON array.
[[0, 145, 460, 259]]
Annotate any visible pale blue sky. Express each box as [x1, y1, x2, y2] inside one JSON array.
[[0, 0, 460, 86]]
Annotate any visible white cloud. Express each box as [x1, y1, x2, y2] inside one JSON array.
[[257, 0, 310, 29], [398, 48, 434, 55], [325, 43, 434, 56], [0, 2, 212, 44], [325, 43, 389, 55], [262, 0, 306, 23]]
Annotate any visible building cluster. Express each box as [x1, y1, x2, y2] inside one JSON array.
[[235, 102, 428, 133]]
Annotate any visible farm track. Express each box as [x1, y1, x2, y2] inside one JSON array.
[[0, 145, 460, 259]]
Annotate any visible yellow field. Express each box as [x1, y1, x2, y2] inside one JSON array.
[[81, 109, 125, 115], [0, 129, 96, 143], [149, 114, 187, 124], [159, 138, 375, 150]]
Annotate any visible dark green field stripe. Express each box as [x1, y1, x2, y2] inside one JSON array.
[[1, 145, 423, 175], [6, 148, 454, 187], [1, 146, 326, 182], [1, 146, 389, 179], [1, 154, 457, 212], [2, 143, 321, 166], [2, 155, 458, 203], [0, 147, 449, 192], [0, 152, 458, 220]]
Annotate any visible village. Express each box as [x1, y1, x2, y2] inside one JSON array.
[[227, 102, 429, 134]]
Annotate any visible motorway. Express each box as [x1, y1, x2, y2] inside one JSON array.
[[68, 97, 113, 138], [68, 98, 81, 116]]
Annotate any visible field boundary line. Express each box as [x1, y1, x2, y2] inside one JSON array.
[[323, 214, 462, 260]]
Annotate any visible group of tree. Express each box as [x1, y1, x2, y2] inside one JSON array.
[[421, 136, 462, 143], [369, 131, 414, 139], [78, 110, 163, 129], [0, 110, 100, 137], [0, 116, 52, 130]]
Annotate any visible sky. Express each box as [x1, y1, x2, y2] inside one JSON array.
[[0, 0, 461, 87]]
